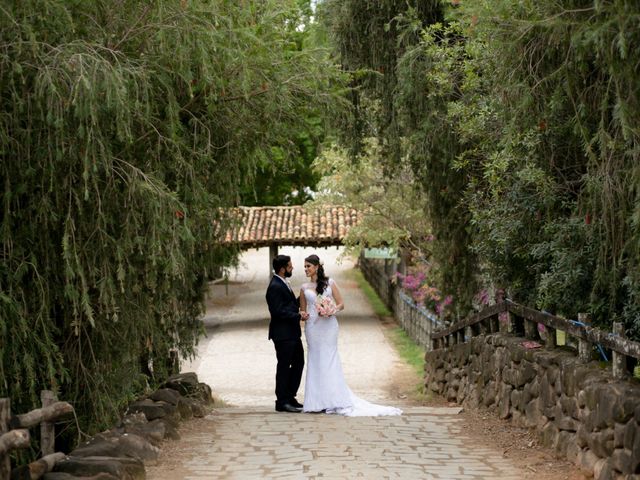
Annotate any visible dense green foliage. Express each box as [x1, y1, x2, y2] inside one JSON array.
[[320, 0, 477, 316], [310, 141, 431, 255], [463, 0, 639, 334], [321, 0, 640, 335], [238, 2, 338, 206], [0, 0, 343, 441]]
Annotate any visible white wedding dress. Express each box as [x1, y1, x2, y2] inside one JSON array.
[[301, 279, 402, 416]]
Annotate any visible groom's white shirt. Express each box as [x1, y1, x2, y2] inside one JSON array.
[[274, 274, 293, 293]]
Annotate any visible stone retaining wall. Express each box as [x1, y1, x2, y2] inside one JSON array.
[[425, 334, 640, 479], [45, 372, 213, 480]]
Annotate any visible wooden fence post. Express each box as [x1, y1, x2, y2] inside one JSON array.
[[612, 322, 628, 379], [1, 398, 10, 479], [490, 315, 499, 334], [578, 313, 592, 362], [499, 311, 510, 334], [524, 319, 539, 340], [41, 391, 56, 456], [479, 320, 488, 336], [545, 325, 557, 350]]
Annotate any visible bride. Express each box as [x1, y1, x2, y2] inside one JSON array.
[[299, 254, 402, 416]]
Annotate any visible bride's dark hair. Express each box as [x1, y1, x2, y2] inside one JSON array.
[[305, 254, 328, 295]]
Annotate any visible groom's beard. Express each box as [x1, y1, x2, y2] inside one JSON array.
[[284, 271, 292, 278]]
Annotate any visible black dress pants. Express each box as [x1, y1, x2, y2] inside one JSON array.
[[273, 338, 304, 406]]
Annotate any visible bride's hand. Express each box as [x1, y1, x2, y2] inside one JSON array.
[[299, 288, 308, 321]]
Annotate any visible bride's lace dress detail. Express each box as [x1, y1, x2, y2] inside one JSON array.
[[302, 279, 402, 416]]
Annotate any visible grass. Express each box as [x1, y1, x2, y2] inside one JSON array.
[[348, 268, 392, 317], [388, 326, 426, 376]]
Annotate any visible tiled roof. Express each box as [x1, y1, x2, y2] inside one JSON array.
[[220, 206, 360, 247]]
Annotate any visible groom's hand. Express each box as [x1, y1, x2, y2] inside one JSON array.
[[300, 311, 309, 321]]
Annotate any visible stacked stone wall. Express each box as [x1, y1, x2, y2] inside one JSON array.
[[425, 334, 640, 479]]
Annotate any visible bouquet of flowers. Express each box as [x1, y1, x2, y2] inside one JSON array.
[[316, 294, 338, 317]]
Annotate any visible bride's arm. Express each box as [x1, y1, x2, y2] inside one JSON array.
[[331, 280, 345, 312], [299, 288, 308, 320]]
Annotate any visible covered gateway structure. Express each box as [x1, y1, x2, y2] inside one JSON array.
[[220, 205, 361, 271]]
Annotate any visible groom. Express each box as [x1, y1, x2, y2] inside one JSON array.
[[266, 254, 308, 413]]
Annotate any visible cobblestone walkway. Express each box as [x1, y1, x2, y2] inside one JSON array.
[[147, 406, 522, 479], [146, 247, 528, 479]]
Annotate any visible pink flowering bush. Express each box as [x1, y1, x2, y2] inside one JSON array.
[[475, 287, 510, 324], [396, 264, 453, 319]]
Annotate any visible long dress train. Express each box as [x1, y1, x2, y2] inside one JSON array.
[[302, 279, 402, 417]]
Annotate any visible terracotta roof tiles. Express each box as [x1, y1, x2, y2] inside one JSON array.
[[220, 206, 360, 247]]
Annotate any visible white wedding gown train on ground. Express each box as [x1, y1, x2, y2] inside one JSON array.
[[302, 279, 402, 417]]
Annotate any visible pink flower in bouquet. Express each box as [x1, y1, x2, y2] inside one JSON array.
[[316, 294, 338, 317]]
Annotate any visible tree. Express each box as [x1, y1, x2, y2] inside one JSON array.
[[310, 140, 431, 255], [0, 0, 345, 441], [319, 0, 478, 315], [321, 0, 640, 335]]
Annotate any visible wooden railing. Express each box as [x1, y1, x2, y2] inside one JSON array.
[[0, 391, 73, 480], [395, 289, 443, 349], [431, 300, 640, 380]]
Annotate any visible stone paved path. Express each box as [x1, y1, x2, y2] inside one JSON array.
[[147, 406, 522, 480], [146, 247, 529, 479]]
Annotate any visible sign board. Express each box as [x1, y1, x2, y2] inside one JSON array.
[[364, 248, 397, 259]]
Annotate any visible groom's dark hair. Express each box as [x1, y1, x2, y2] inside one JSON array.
[[272, 254, 291, 274]]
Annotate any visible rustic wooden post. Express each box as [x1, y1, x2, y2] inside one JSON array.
[[269, 244, 278, 275], [524, 319, 538, 340], [578, 313, 592, 362], [0, 398, 10, 479], [513, 314, 525, 337], [499, 311, 511, 334], [612, 322, 628, 379], [545, 325, 557, 349], [471, 322, 480, 337], [386, 258, 396, 310], [490, 315, 499, 334], [479, 320, 488, 336], [40, 391, 56, 456]]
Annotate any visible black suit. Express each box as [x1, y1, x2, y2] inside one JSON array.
[[266, 275, 304, 407]]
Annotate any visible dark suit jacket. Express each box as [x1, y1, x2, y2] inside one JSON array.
[[266, 275, 301, 341]]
